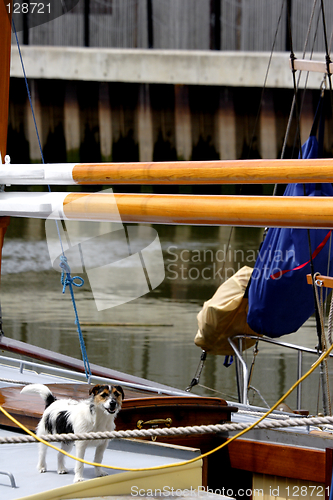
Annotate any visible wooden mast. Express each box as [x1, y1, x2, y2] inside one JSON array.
[[0, 1, 12, 275]]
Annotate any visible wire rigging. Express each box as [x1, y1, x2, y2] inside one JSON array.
[[320, 0, 333, 116], [279, 0, 321, 166], [247, 0, 286, 160]]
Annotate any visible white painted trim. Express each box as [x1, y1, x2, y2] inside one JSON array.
[[0, 163, 76, 185], [0, 192, 68, 218]]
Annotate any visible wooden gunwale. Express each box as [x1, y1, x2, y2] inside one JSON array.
[[228, 440, 326, 483], [0, 383, 236, 437]]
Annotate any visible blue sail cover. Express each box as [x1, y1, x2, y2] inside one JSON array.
[[247, 136, 333, 338]]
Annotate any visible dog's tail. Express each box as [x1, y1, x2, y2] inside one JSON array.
[[21, 384, 56, 408]]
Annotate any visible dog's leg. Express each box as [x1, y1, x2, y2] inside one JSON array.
[[37, 443, 47, 473], [94, 440, 109, 477], [57, 442, 73, 475], [73, 441, 88, 483]]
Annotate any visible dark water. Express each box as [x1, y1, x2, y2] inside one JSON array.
[[0, 217, 329, 414]]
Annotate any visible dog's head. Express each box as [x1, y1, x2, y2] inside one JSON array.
[[89, 384, 124, 416]]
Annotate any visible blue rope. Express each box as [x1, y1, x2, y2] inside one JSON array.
[[13, 20, 91, 382], [60, 257, 91, 382]]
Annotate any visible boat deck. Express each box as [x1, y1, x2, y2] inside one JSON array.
[[0, 427, 202, 500]]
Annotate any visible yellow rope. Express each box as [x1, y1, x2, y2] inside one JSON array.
[[1, 342, 332, 473]]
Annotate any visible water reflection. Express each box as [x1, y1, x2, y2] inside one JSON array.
[[0, 218, 330, 414]]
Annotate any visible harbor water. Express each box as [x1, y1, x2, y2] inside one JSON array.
[[0, 216, 330, 415]]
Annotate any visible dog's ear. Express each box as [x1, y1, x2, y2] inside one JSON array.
[[114, 385, 125, 400], [89, 385, 102, 396]]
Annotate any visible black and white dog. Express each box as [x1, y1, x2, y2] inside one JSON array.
[[21, 383, 124, 483]]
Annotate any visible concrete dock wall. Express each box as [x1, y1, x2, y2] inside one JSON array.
[[8, 48, 333, 176]]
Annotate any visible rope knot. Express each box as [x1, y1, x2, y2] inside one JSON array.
[[60, 256, 84, 294], [58, 255, 90, 381]]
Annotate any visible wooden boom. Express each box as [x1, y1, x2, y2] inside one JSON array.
[[71, 158, 333, 185], [62, 193, 333, 227], [4, 158, 333, 184], [1, 191, 333, 228]]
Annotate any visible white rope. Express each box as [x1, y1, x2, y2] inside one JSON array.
[[0, 377, 30, 385], [2, 414, 333, 445], [237, 409, 291, 420]]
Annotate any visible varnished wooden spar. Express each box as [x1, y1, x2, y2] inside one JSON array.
[[2, 192, 333, 228], [63, 192, 333, 228], [70, 158, 333, 184], [4, 158, 333, 185]]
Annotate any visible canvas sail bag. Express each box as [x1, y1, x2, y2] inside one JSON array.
[[195, 266, 257, 356], [247, 181, 333, 338], [247, 99, 333, 338]]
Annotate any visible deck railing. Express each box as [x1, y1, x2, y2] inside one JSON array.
[[229, 334, 333, 410]]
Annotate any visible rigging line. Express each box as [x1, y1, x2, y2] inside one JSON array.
[[274, 0, 320, 195], [12, 20, 91, 381], [288, 0, 326, 346], [289, 0, 322, 159], [12, 19, 63, 252], [314, 273, 331, 415], [285, 2, 326, 384], [320, 0, 333, 115], [287, 0, 309, 160], [247, 0, 285, 159], [325, 232, 333, 327], [280, 0, 320, 151]]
